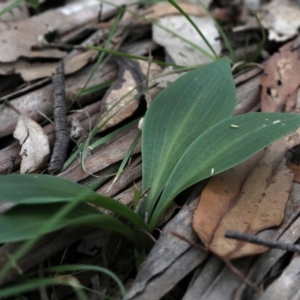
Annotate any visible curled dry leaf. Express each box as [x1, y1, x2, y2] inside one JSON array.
[[193, 129, 300, 259], [261, 40, 300, 112], [13, 115, 50, 174]]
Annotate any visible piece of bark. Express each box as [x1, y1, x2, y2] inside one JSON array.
[[189, 257, 253, 300], [97, 157, 141, 198], [126, 198, 208, 299], [234, 67, 262, 85], [257, 255, 300, 300], [234, 74, 261, 115], [129, 247, 206, 300], [59, 126, 141, 182], [48, 61, 69, 174], [182, 255, 225, 300]]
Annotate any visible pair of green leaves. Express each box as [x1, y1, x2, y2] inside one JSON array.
[[0, 175, 146, 250], [141, 58, 300, 231]]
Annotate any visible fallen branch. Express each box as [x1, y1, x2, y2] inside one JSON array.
[[48, 61, 69, 174]]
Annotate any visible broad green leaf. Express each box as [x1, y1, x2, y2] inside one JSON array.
[[141, 58, 236, 220], [148, 112, 300, 230], [0, 174, 147, 230], [0, 174, 94, 202], [0, 203, 141, 249]]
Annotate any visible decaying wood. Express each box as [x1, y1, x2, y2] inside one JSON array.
[[256, 255, 300, 300], [234, 73, 261, 115], [126, 198, 208, 300]]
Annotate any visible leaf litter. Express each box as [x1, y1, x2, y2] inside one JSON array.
[[1, 0, 300, 299]]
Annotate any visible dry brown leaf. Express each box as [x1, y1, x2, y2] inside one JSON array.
[[99, 59, 161, 131], [261, 40, 300, 112], [193, 130, 300, 259], [13, 115, 50, 174]]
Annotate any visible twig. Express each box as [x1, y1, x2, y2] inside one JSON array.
[[48, 61, 69, 174], [31, 43, 86, 51], [171, 231, 208, 252], [225, 230, 300, 253]]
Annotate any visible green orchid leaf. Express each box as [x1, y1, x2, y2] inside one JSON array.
[[148, 112, 300, 230], [0, 203, 141, 249], [141, 58, 236, 221], [0, 174, 147, 230]]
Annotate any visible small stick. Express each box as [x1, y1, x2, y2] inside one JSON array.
[[32, 43, 85, 51], [225, 230, 300, 253], [171, 231, 207, 252], [48, 61, 69, 174]]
